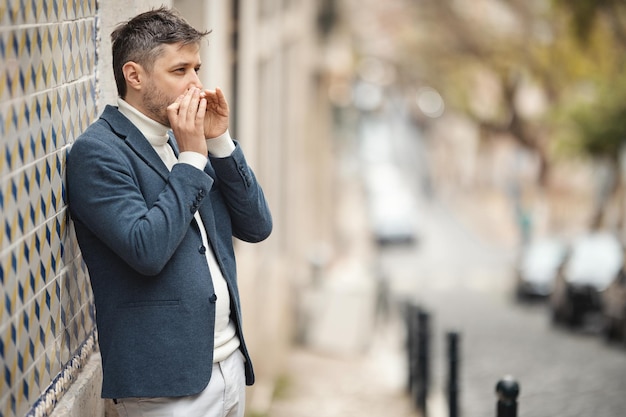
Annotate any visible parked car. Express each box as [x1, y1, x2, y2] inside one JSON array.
[[550, 232, 623, 327], [601, 264, 626, 343], [368, 193, 418, 246], [514, 237, 568, 299], [364, 163, 418, 247]]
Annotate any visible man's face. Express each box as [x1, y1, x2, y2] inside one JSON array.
[[140, 42, 203, 126]]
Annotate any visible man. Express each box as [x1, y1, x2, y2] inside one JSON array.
[[66, 7, 272, 417]]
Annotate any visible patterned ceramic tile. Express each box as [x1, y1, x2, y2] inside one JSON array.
[[0, 81, 96, 179], [0, 21, 96, 103], [0, 0, 97, 27], [0, 1, 99, 416]]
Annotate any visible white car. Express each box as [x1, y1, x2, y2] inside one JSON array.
[[364, 164, 418, 246], [550, 232, 623, 326], [368, 191, 417, 246], [515, 238, 567, 298]]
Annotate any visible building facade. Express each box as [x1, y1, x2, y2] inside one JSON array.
[[0, 1, 338, 416]]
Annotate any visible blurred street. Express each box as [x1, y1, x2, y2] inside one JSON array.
[[267, 96, 626, 417], [384, 191, 626, 417], [379, 96, 626, 417], [263, 2, 626, 415]]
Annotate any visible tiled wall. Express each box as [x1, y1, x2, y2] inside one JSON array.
[[0, 1, 98, 416]]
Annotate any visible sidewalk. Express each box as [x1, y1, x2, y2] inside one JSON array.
[[267, 289, 420, 417], [265, 158, 421, 417], [264, 183, 518, 417]]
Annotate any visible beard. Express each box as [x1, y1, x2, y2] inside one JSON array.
[[141, 79, 175, 127]]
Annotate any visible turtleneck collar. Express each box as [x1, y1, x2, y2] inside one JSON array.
[[117, 98, 170, 146]]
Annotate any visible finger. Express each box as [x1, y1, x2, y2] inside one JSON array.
[[166, 94, 184, 120], [178, 89, 192, 115], [213, 87, 228, 113], [167, 101, 180, 116], [186, 88, 202, 119], [196, 98, 207, 123], [179, 88, 198, 122], [203, 89, 217, 104], [215, 87, 224, 101]]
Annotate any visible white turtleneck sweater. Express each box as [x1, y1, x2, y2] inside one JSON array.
[[117, 98, 240, 363]]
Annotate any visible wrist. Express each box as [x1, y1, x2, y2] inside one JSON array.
[[207, 130, 235, 157], [178, 151, 208, 170]]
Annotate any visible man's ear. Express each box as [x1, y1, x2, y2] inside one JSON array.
[[122, 62, 143, 92]]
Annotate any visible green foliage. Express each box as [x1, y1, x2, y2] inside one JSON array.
[[544, 0, 626, 162], [569, 78, 626, 160], [397, 0, 626, 167], [553, 0, 626, 46], [553, 0, 602, 43]]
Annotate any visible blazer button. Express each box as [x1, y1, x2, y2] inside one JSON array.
[[209, 294, 218, 303], [199, 245, 207, 254]]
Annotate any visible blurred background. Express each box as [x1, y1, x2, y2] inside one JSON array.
[[3, 0, 626, 416], [265, 1, 626, 416]]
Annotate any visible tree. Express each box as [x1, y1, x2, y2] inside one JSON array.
[[339, 0, 626, 231], [395, 0, 618, 185], [388, 0, 626, 230], [554, 0, 626, 47], [554, 0, 626, 228]]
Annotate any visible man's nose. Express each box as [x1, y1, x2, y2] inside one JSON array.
[[189, 72, 202, 90]]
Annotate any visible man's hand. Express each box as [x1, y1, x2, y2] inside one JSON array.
[[167, 88, 208, 155], [201, 87, 230, 139]]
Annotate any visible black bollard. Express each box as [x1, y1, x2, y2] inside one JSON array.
[[415, 309, 430, 416], [496, 376, 520, 417], [447, 332, 460, 417], [405, 303, 418, 394], [404, 303, 431, 416]]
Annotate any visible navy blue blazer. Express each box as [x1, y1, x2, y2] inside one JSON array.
[[66, 105, 272, 399]]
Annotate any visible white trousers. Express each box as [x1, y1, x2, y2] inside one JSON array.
[[114, 351, 246, 417]]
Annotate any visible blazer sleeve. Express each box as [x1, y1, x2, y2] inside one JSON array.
[[67, 133, 214, 276], [209, 142, 273, 243]]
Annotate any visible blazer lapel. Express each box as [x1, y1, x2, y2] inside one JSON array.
[[100, 105, 171, 181], [128, 134, 172, 180], [168, 133, 180, 157]]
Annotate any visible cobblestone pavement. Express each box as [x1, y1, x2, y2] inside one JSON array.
[[379, 189, 626, 417]]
